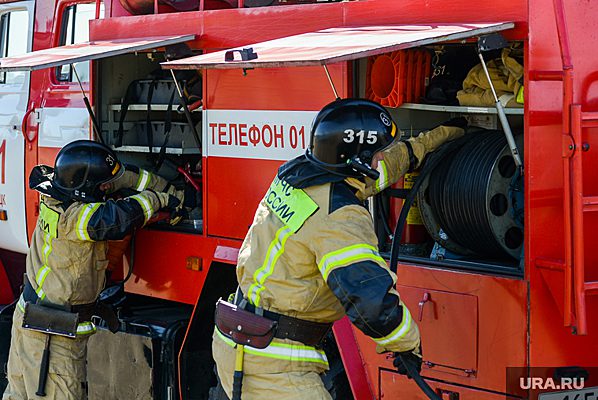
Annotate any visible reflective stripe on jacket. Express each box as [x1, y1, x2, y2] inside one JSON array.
[[26, 189, 164, 324]]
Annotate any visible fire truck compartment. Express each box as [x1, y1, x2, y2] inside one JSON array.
[[0, 34, 203, 234], [99, 52, 203, 234], [352, 43, 526, 276]]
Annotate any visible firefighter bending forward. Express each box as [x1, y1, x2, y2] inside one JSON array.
[[212, 98, 466, 399], [3, 140, 182, 400]]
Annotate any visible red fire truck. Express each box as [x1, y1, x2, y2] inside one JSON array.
[[0, 0, 597, 398]]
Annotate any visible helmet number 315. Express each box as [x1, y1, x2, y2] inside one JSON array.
[[343, 129, 379, 144]]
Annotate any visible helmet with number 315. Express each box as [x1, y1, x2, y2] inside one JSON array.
[[306, 98, 398, 178]]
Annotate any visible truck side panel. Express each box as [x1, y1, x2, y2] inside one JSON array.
[[528, 0, 598, 364]]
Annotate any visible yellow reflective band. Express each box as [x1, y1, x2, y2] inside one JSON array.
[[76, 321, 97, 336], [35, 231, 54, 302], [374, 307, 413, 346], [375, 160, 389, 192], [264, 177, 318, 233], [216, 329, 328, 367], [42, 233, 51, 265], [247, 226, 293, 307], [134, 169, 152, 192], [35, 265, 51, 288], [17, 296, 26, 313], [38, 202, 59, 238], [35, 286, 46, 300], [516, 86, 524, 104], [76, 203, 101, 241], [318, 243, 386, 281], [130, 194, 153, 222], [390, 122, 397, 138]]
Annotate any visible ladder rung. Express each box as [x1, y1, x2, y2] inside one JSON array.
[[585, 281, 598, 295], [583, 196, 598, 212], [582, 112, 598, 128]]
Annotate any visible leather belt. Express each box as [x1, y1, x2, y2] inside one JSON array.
[[235, 293, 331, 347], [23, 280, 95, 317]]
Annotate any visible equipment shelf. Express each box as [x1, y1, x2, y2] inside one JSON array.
[[110, 145, 201, 155], [399, 103, 524, 115]]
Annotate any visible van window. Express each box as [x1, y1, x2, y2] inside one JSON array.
[[0, 10, 28, 85], [56, 3, 103, 83]]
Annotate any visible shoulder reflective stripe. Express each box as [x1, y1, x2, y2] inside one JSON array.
[[216, 329, 328, 366], [247, 226, 293, 307], [76, 321, 97, 335], [76, 203, 101, 241], [264, 177, 318, 233], [130, 194, 154, 222], [134, 169, 152, 191], [375, 160, 388, 192], [318, 243, 386, 281], [373, 307, 413, 346], [38, 202, 59, 238]]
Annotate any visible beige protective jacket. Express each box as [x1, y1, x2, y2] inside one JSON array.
[[23, 166, 176, 336], [214, 125, 464, 375]]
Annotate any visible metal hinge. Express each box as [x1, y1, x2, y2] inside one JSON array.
[[32, 109, 41, 125]]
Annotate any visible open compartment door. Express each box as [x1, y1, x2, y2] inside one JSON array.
[[0, 35, 195, 72], [161, 23, 513, 70]]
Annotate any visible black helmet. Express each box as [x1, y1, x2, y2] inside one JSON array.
[[306, 98, 397, 179], [53, 140, 124, 202]]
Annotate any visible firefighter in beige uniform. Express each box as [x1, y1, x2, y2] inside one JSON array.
[[3, 140, 182, 400], [212, 99, 466, 398]]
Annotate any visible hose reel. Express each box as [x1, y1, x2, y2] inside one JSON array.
[[417, 130, 524, 260]]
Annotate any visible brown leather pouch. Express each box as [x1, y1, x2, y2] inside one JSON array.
[[215, 299, 277, 349]]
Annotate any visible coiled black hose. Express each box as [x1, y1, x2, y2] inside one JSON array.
[[428, 131, 509, 258], [389, 136, 469, 274]]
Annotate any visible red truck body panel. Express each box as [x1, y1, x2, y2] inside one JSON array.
[[2, 0, 598, 398]]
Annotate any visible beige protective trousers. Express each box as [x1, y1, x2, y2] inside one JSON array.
[[2, 309, 88, 400], [213, 332, 331, 400]]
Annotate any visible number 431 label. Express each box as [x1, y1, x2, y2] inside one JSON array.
[[343, 129, 378, 144]]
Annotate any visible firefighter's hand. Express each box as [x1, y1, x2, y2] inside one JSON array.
[[163, 194, 184, 225], [393, 346, 423, 378], [150, 192, 183, 225], [153, 192, 181, 212], [168, 208, 185, 226]]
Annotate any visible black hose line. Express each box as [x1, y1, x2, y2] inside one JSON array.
[[429, 131, 508, 258], [397, 354, 442, 400], [389, 136, 468, 274]]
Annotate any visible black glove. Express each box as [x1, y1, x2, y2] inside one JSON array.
[[164, 194, 181, 212], [441, 116, 468, 130], [393, 346, 423, 378]]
